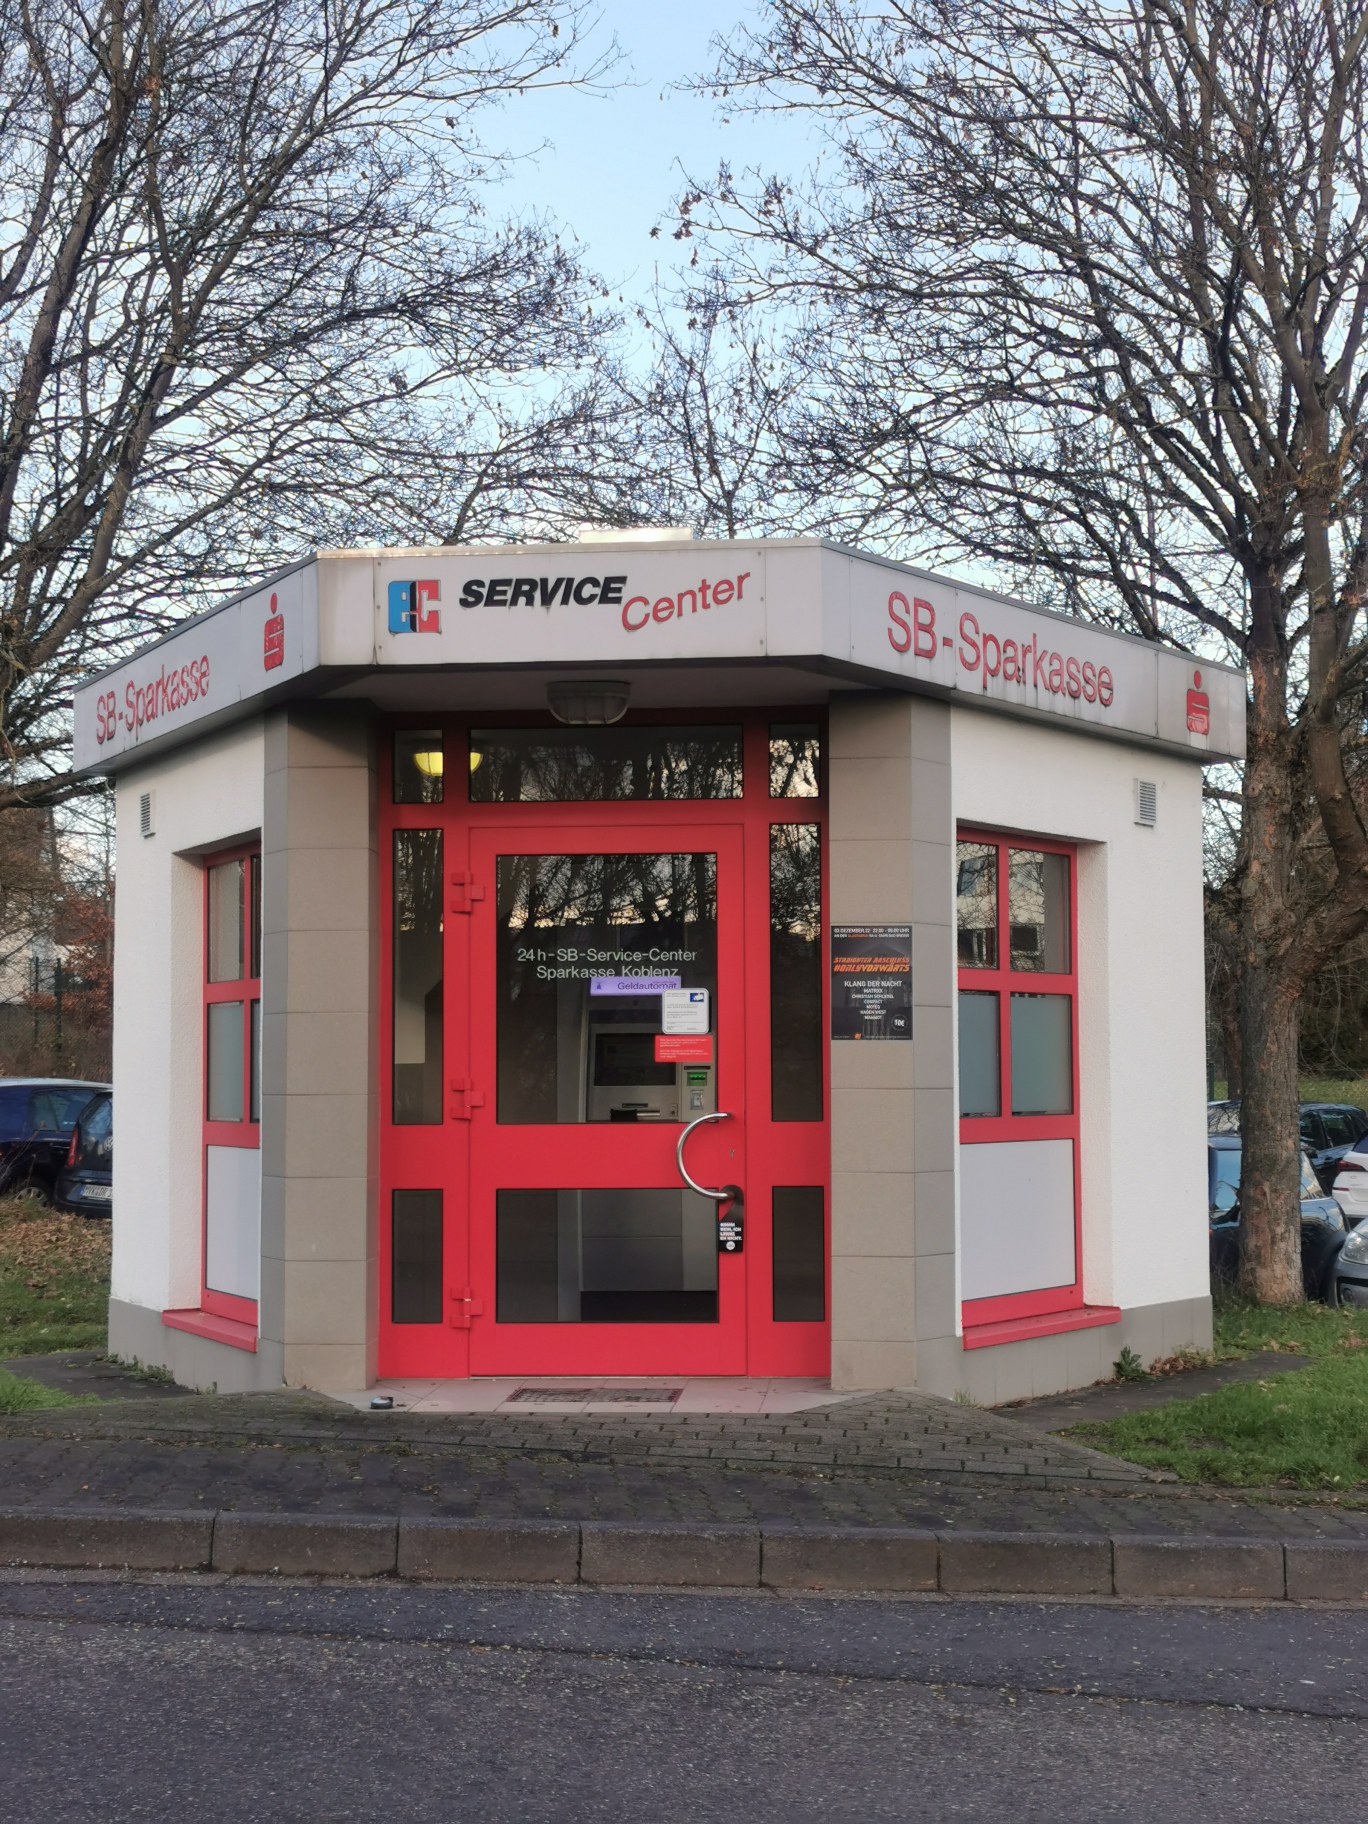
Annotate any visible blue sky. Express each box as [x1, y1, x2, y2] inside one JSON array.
[[492, 1, 819, 297]]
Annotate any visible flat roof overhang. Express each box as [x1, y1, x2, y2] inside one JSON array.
[[72, 537, 1246, 774]]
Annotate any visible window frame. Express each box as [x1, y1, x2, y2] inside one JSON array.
[[956, 827, 1083, 1328], [202, 842, 261, 1327]]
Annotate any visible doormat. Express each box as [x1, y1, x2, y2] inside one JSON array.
[[508, 1386, 684, 1404]]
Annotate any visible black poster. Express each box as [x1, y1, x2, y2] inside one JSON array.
[[830, 926, 913, 1040]]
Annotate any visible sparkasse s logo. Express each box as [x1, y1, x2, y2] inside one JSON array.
[[263, 591, 284, 669], [387, 579, 441, 634]]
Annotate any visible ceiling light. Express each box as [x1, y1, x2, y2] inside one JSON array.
[[546, 680, 631, 726]]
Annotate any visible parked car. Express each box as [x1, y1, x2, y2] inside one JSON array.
[[1329, 1218, 1368, 1307], [1208, 1134, 1346, 1302], [0, 1078, 110, 1206], [54, 1089, 112, 1219], [1206, 1099, 1368, 1192], [1329, 1141, 1368, 1229]]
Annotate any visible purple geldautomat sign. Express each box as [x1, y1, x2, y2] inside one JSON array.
[[589, 975, 681, 996]]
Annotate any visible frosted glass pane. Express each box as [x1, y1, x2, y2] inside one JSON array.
[[960, 1139, 1076, 1300], [1010, 993, 1073, 1114], [207, 1001, 244, 1122], [205, 1144, 260, 1299], [958, 991, 1000, 1117], [208, 860, 244, 982]]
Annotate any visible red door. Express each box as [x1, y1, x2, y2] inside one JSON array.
[[378, 712, 830, 1383], [465, 823, 748, 1374]]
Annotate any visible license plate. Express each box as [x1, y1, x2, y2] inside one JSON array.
[[82, 1183, 111, 1201]]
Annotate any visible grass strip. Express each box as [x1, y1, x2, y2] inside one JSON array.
[[0, 1195, 110, 1358], [0, 1368, 93, 1413]]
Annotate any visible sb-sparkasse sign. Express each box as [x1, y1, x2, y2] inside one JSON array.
[[72, 538, 1244, 770]]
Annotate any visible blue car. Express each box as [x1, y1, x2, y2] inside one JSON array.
[[0, 1077, 110, 1207], [54, 1089, 112, 1219]]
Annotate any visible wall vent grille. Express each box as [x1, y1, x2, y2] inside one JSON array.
[[139, 790, 155, 837], [1134, 779, 1157, 826]]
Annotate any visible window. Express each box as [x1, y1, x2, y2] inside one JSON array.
[[956, 832, 1080, 1327], [202, 846, 261, 1329], [769, 724, 821, 797], [469, 725, 743, 801], [392, 830, 443, 1124], [770, 824, 822, 1121]]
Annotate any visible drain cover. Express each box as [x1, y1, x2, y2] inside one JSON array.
[[509, 1386, 683, 1404]]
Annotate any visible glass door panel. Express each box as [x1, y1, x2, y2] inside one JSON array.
[[468, 824, 748, 1376]]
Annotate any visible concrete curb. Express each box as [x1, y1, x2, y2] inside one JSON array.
[[0, 1508, 1365, 1598]]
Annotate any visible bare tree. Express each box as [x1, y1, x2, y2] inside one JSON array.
[[689, 0, 1368, 1302], [0, 0, 615, 809], [625, 275, 799, 538]]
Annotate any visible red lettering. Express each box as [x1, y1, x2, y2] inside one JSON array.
[[887, 591, 912, 654], [712, 577, 734, 605], [699, 578, 711, 610], [981, 632, 1001, 684], [1002, 639, 1018, 682], [736, 571, 750, 598], [913, 597, 936, 658], [1098, 665, 1114, 707], [622, 596, 650, 632], [1082, 661, 1097, 702], [652, 597, 674, 623], [676, 588, 697, 616], [1066, 656, 1082, 698], [958, 610, 981, 672], [1048, 652, 1064, 693], [1032, 639, 1049, 687]]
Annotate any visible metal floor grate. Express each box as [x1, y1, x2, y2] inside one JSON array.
[[508, 1386, 684, 1405]]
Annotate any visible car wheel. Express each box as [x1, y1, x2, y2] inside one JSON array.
[[9, 1177, 52, 1211]]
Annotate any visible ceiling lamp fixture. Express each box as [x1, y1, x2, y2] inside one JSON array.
[[546, 680, 631, 726]]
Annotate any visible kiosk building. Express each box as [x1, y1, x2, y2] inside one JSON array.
[[72, 532, 1244, 1402]]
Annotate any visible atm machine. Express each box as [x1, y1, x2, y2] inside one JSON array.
[[585, 1021, 716, 1122]]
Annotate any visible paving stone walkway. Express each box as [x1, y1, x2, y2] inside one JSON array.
[[1, 1384, 1367, 1540]]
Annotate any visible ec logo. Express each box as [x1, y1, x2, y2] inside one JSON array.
[[263, 592, 284, 670], [388, 579, 441, 634]]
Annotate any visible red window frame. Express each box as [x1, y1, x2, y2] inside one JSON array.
[[200, 842, 260, 1328], [957, 828, 1085, 1332]]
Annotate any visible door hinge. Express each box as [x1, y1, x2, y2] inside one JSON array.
[[449, 871, 486, 915], [449, 1078, 485, 1120], [448, 1287, 485, 1329]]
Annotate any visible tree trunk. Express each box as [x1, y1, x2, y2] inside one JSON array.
[[1236, 966, 1304, 1303]]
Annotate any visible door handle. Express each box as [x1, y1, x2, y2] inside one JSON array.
[[676, 1110, 743, 1213]]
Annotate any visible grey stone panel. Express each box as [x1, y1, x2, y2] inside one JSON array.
[[579, 1522, 761, 1587], [938, 1530, 1112, 1595], [212, 1512, 397, 1577], [262, 705, 380, 1392], [0, 1507, 213, 1570], [761, 1526, 938, 1591], [399, 1518, 581, 1584], [1113, 1536, 1285, 1600]]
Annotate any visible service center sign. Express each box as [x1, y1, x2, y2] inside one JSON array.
[[367, 543, 1241, 759], [72, 539, 1244, 770]]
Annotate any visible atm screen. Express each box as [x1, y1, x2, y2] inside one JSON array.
[[593, 1032, 675, 1087]]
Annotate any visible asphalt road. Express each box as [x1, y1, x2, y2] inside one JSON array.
[[0, 1575, 1364, 1822]]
